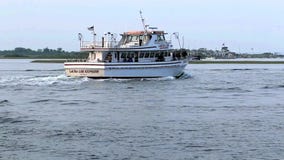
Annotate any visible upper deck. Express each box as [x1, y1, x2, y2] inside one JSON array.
[[80, 30, 172, 52]]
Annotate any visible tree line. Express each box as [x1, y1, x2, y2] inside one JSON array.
[[0, 47, 87, 59], [188, 48, 284, 59], [1, 47, 283, 59]]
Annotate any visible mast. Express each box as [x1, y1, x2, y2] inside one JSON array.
[[139, 10, 148, 33]]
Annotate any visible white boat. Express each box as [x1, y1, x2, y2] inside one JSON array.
[[64, 12, 188, 78]]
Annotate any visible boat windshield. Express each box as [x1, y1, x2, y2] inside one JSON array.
[[126, 35, 139, 43], [157, 34, 165, 41], [119, 34, 151, 45]]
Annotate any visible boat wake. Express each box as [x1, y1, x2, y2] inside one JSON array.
[[175, 72, 192, 80], [88, 75, 190, 82], [0, 74, 88, 87], [0, 72, 191, 87]]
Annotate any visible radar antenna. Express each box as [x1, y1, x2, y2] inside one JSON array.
[[139, 10, 148, 33]]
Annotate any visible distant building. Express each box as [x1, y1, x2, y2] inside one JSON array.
[[220, 43, 236, 59], [221, 44, 229, 53]]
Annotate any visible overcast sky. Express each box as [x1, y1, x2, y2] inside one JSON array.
[[1, 0, 284, 53]]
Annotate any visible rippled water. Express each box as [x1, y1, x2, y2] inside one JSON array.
[[1, 59, 284, 160]]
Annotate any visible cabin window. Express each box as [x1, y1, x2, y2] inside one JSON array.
[[125, 52, 134, 62], [156, 52, 165, 62], [139, 35, 144, 41], [143, 35, 150, 41], [157, 35, 162, 41], [126, 36, 131, 43], [125, 35, 140, 43], [157, 35, 165, 41], [166, 51, 170, 57], [121, 53, 127, 58], [128, 52, 134, 58], [105, 53, 112, 62], [120, 36, 126, 44], [133, 36, 139, 41], [139, 52, 145, 58], [155, 53, 159, 58], [150, 52, 154, 58], [145, 52, 150, 58]]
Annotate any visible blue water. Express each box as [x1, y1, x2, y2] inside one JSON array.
[[0, 59, 284, 160]]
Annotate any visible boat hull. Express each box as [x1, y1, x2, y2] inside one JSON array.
[[64, 61, 187, 78]]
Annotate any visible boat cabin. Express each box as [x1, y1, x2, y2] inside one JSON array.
[[81, 30, 169, 50], [118, 31, 167, 48], [88, 50, 172, 63], [83, 30, 182, 63], [87, 49, 188, 63]]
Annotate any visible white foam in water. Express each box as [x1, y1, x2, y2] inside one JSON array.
[[26, 75, 65, 86], [91, 77, 176, 82], [0, 72, 190, 87], [0, 74, 89, 87], [145, 76, 176, 81]]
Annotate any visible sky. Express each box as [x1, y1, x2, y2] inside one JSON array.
[[1, 0, 284, 53]]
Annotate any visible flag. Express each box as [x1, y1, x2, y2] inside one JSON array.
[[78, 33, 82, 41], [88, 25, 94, 31]]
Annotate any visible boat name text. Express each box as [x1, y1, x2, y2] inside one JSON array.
[[69, 69, 99, 74]]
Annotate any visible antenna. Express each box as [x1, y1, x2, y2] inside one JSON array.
[[139, 10, 148, 33]]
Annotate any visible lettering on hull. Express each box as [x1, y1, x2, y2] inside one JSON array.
[[69, 69, 99, 74], [66, 69, 103, 77]]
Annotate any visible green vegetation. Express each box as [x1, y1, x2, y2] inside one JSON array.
[[1, 47, 283, 59], [1, 47, 284, 64], [31, 59, 67, 63], [190, 61, 284, 64], [0, 47, 87, 59], [189, 48, 284, 59]]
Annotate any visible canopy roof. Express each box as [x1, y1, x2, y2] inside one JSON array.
[[123, 30, 166, 36]]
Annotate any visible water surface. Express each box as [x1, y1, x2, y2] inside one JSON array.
[[0, 59, 284, 160]]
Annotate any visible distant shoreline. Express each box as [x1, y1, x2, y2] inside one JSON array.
[[31, 59, 66, 63], [190, 60, 284, 64], [28, 59, 284, 64]]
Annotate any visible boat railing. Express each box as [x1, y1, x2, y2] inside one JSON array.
[[81, 41, 119, 49], [65, 59, 88, 62]]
